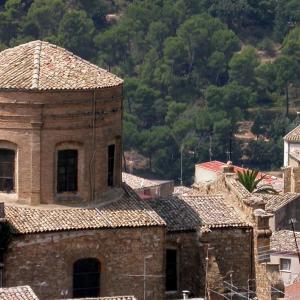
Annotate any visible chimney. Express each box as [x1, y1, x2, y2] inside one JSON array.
[[182, 290, 190, 299], [221, 161, 235, 174]]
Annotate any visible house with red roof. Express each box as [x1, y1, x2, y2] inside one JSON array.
[[194, 160, 283, 192]]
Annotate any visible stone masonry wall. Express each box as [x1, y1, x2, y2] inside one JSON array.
[[165, 228, 252, 300], [4, 226, 165, 300], [166, 231, 204, 299], [194, 174, 273, 300], [202, 229, 253, 298]]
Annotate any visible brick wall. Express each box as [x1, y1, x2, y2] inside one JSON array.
[[4, 226, 164, 300], [0, 86, 123, 205]]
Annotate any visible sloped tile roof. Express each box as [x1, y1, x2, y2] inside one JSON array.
[[0, 40, 123, 91], [0, 286, 39, 300], [271, 230, 300, 255], [284, 124, 300, 142], [148, 191, 250, 232], [264, 193, 300, 212], [224, 175, 252, 199], [173, 185, 201, 196], [5, 185, 165, 234], [122, 172, 161, 190]]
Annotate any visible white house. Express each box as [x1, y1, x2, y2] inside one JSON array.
[[284, 124, 300, 167], [270, 230, 300, 285]]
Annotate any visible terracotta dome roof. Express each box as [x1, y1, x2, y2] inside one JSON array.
[[0, 40, 123, 91]]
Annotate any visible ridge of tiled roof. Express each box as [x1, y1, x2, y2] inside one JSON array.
[[0, 285, 39, 300], [284, 124, 300, 142], [271, 230, 300, 254], [5, 185, 165, 234], [148, 192, 250, 232], [0, 40, 123, 91], [224, 175, 252, 199], [264, 192, 300, 212]]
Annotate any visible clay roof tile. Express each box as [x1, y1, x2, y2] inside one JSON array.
[[0, 40, 122, 91]]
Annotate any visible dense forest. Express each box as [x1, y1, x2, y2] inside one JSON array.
[[1, 0, 300, 183]]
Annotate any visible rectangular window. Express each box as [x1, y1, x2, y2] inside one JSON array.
[[73, 258, 100, 298], [107, 144, 115, 187], [166, 249, 177, 291], [57, 150, 78, 193], [280, 258, 291, 271], [0, 149, 15, 192]]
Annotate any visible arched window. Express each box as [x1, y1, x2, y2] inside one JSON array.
[[57, 149, 78, 193], [0, 149, 15, 192], [73, 258, 100, 298]]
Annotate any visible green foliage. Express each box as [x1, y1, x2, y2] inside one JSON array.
[[229, 46, 259, 87], [237, 169, 278, 194], [274, 0, 300, 41]]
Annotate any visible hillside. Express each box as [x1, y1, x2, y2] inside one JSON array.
[[0, 0, 299, 183]]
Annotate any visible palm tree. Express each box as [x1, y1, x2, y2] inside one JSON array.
[[237, 169, 278, 194]]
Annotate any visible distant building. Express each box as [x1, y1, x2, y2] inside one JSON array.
[[263, 193, 300, 231], [122, 172, 174, 199], [284, 124, 300, 167], [270, 230, 300, 286], [195, 160, 283, 192]]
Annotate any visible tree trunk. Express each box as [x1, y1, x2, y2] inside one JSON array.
[[285, 83, 289, 117]]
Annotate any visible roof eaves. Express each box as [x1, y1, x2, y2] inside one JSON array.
[[0, 82, 123, 92]]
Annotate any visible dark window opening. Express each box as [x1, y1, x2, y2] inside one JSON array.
[[166, 249, 177, 291], [57, 150, 78, 193], [107, 144, 115, 187], [73, 258, 100, 298], [0, 149, 15, 192]]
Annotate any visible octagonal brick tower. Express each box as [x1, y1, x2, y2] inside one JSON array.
[[0, 40, 123, 205]]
